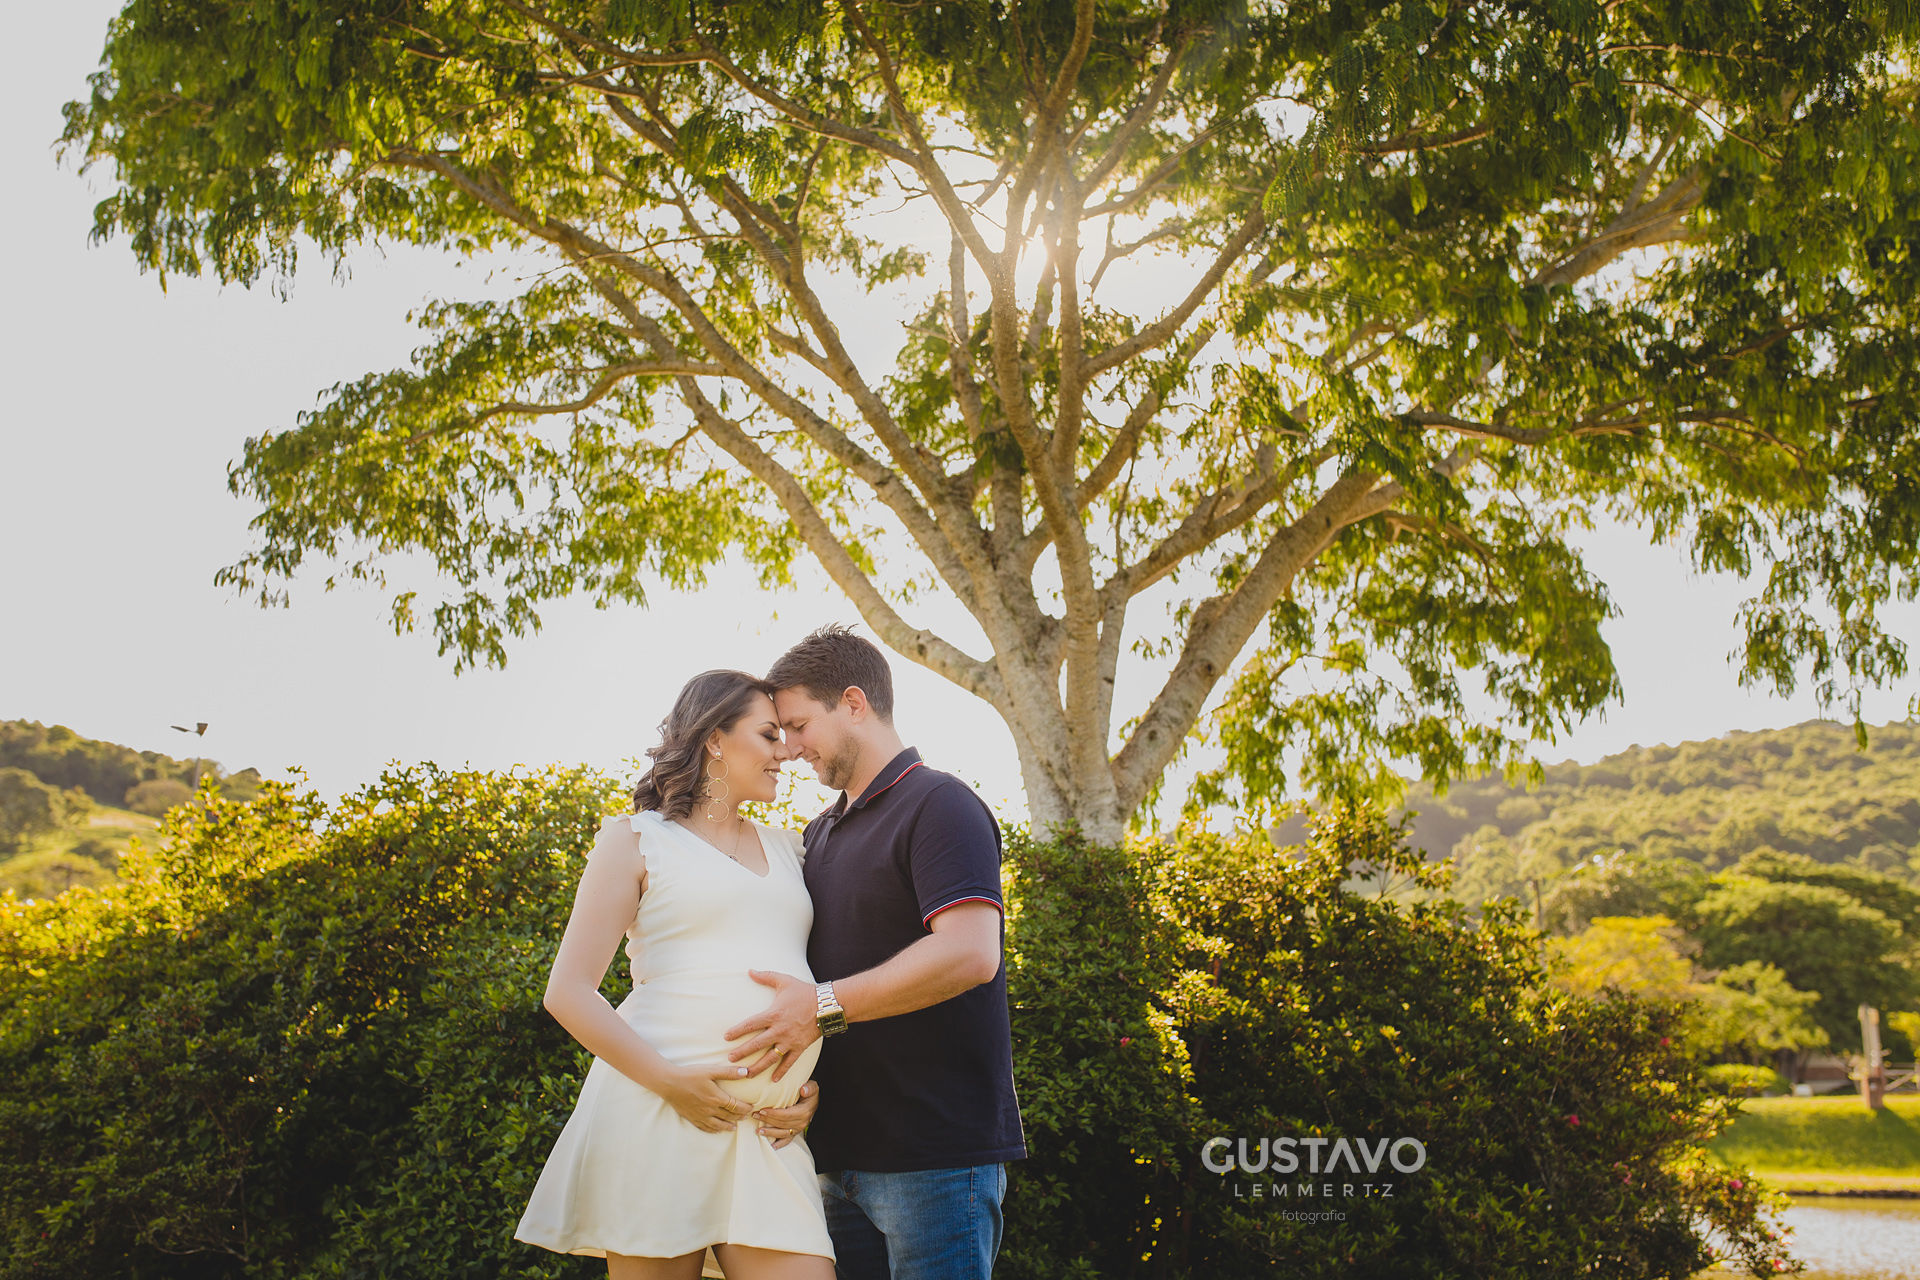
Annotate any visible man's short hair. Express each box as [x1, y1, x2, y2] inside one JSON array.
[[766, 624, 895, 722]]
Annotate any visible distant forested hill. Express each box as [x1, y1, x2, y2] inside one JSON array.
[[1393, 720, 1920, 904], [10, 715, 1916, 906], [0, 719, 256, 807], [1, 720, 262, 899]]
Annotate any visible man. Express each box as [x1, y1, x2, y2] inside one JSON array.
[[723, 624, 1026, 1279]]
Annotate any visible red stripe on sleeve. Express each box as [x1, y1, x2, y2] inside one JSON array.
[[923, 896, 1004, 926]]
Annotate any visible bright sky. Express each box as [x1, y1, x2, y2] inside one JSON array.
[[3, 3, 1915, 823]]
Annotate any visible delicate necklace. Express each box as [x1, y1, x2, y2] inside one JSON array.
[[679, 815, 749, 866]]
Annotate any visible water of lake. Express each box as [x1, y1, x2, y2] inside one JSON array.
[[1768, 1197, 1920, 1279]]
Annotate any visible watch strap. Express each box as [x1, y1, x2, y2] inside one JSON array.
[[815, 980, 848, 1036]]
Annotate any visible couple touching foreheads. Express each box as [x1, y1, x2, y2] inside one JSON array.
[[516, 625, 1026, 1279]]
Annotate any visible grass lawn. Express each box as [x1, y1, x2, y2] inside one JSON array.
[[0, 806, 159, 899], [1708, 1094, 1920, 1194], [73, 806, 162, 848], [37, 805, 158, 852]]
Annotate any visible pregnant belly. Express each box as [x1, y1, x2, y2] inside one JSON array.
[[618, 967, 821, 1110]]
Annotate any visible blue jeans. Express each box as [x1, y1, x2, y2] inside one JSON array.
[[818, 1164, 1007, 1280]]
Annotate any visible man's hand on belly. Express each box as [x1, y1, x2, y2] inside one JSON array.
[[724, 969, 822, 1084], [754, 1080, 820, 1148]]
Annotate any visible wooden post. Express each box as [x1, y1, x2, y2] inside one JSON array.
[[1860, 1003, 1886, 1111]]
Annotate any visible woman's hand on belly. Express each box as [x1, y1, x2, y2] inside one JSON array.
[[653, 1062, 759, 1134], [717, 1035, 822, 1112]]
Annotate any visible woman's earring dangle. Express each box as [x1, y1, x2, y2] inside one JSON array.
[[702, 752, 730, 824]]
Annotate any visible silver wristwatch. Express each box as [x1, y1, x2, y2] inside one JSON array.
[[815, 980, 848, 1036]]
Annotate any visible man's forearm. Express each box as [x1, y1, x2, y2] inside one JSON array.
[[831, 921, 999, 1023]]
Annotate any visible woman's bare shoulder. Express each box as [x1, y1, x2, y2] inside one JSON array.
[[588, 812, 647, 868]]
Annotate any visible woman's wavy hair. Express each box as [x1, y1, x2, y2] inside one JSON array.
[[632, 670, 777, 819]]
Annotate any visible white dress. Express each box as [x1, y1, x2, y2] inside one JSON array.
[[514, 810, 833, 1272]]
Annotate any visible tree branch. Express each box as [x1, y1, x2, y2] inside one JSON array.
[[663, 363, 1009, 709], [1004, 0, 1098, 238], [1102, 442, 1330, 602], [490, 0, 705, 69], [387, 149, 986, 613], [946, 231, 989, 441], [1018, 294, 1256, 577], [438, 358, 724, 436], [1084, 202, 1267, 376], [1078, 321, 1217, 502], [1531, 168, 1703, 288], [1616, 80, 1780, 160], [841, 0, 1002, 275], [1082, 37, 1186, 194], [1347, 122, 1492, 155], [1111, 468, 1380, 812], [1622, 122, 1686, 214], [681, 25, 922, 167], [1088, 216, 1191, 292], [1051, 168, 1091, 474], [600, 88, 966, 530], [1400, 410, 1552, 445], [1080, 119, 1231, 218]]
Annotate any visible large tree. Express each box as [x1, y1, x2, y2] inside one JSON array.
[[65, 0, 1920, 841], [1689, 876, 1920, 1048], [0, 769, 85, 855]]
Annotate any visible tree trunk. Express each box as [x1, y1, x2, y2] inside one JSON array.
[[1011, 735, 1125, 846]]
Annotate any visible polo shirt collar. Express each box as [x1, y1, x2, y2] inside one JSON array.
[[830, 746, 924, 815]]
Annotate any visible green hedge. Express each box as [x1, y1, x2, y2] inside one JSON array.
[[1700, 1065, 1793, 1098], [1001, 810, 1795, 1279], [0, 771, 1792, 1278], [0, 768, 611, 1280]]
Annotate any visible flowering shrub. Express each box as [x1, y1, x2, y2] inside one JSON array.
[[0, 775, 1794, 1279], [0, 767, 615, 1280], [1001, 807, 1799, 1279]]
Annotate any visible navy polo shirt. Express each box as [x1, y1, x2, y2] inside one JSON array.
[[801, 747, 1027, 1173]]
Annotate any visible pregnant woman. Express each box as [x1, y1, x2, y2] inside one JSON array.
[[515, 670, 834, 1279]]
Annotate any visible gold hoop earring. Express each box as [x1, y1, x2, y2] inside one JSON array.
[[702, 755, 731, 823]]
